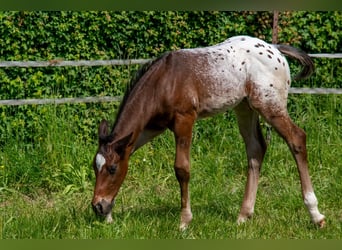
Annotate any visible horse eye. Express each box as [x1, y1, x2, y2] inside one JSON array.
[[108, 165, 117, 175]]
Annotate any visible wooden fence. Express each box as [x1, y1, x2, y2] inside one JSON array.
[[0, 54, 341, 106]]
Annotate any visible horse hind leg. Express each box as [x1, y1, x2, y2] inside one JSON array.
[[252, 97, 325, 227], [234, 99, 267, 224]]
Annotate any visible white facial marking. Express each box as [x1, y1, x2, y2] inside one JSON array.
[[96, 153, 106, 171]]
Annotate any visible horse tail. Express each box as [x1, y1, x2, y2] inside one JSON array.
[[275, 45, 315, 80]]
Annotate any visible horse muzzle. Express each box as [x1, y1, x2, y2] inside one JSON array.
[[92, 199, 115, 217]]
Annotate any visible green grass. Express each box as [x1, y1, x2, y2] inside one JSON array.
[[1, 94, 342, 239]]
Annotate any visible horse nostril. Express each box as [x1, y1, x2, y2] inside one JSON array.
[[92, 199, 115, 217], [92, 202, 103, 215], [98, 203, 104, 214]]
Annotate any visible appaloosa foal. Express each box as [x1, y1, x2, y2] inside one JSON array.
[[91, 35, 325, 230]]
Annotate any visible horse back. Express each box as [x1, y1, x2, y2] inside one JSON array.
[[157, 36, 291, 119]]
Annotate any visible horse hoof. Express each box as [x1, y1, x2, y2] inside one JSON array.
[[312, 214, 325, 228], [237, 213, 252, 225], [318, 219, 325, 228], [179, 223, 188, 231], [237, 217, 247, 225]]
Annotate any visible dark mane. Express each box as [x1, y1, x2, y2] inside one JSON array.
[[111, 52, 170, 131], [100, 56, 163, 144]]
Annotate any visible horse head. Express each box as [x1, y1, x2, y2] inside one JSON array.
[[91, 119, 133, 223]]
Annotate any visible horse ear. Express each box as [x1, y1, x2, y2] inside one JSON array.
[[112, 132, 133, 157], [98, 119, 109, 139]]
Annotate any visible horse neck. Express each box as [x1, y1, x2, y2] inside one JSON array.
[[112, 86, 155, 144], [111, 55, 167, 147]]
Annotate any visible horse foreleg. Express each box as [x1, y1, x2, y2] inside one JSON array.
[[234, 101, 267, 224], [172, 112, 195, 230]]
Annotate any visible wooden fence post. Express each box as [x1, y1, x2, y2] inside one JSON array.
[[272, 10, 279, 44], [267, 10, 280, 144]]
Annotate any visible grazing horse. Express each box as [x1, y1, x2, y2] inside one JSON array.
[[91, 35, 325, 229]]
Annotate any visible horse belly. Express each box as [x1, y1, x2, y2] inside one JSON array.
[[197, 80, 246, 118]]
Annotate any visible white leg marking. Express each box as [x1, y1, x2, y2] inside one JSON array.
[[237, 207, 254, 225], [304, 192, 325, 224], [96, 153, 106, 171], [179, 208, 193, 231], [237, 216, 248, 225]]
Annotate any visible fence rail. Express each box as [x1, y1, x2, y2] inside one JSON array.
[[1, 88, 341, 106], [0, 54, 341, 68], [0, 96, 122, 106], [0, 54, 341, 106], [0, 59, 151, 68]]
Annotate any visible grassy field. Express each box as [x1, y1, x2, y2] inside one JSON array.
[[0, 94, 341, 239]]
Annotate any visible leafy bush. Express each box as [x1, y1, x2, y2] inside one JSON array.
[[0, 11, 341, 145]]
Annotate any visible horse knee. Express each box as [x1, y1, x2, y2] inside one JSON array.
[[246, 139, 266, 169], [248, 158, 262, 172], [174, 165, 190, 182], [290, 127, 307, 155]]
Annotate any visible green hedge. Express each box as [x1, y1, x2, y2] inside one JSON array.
[[0, 11, 341, 144]]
